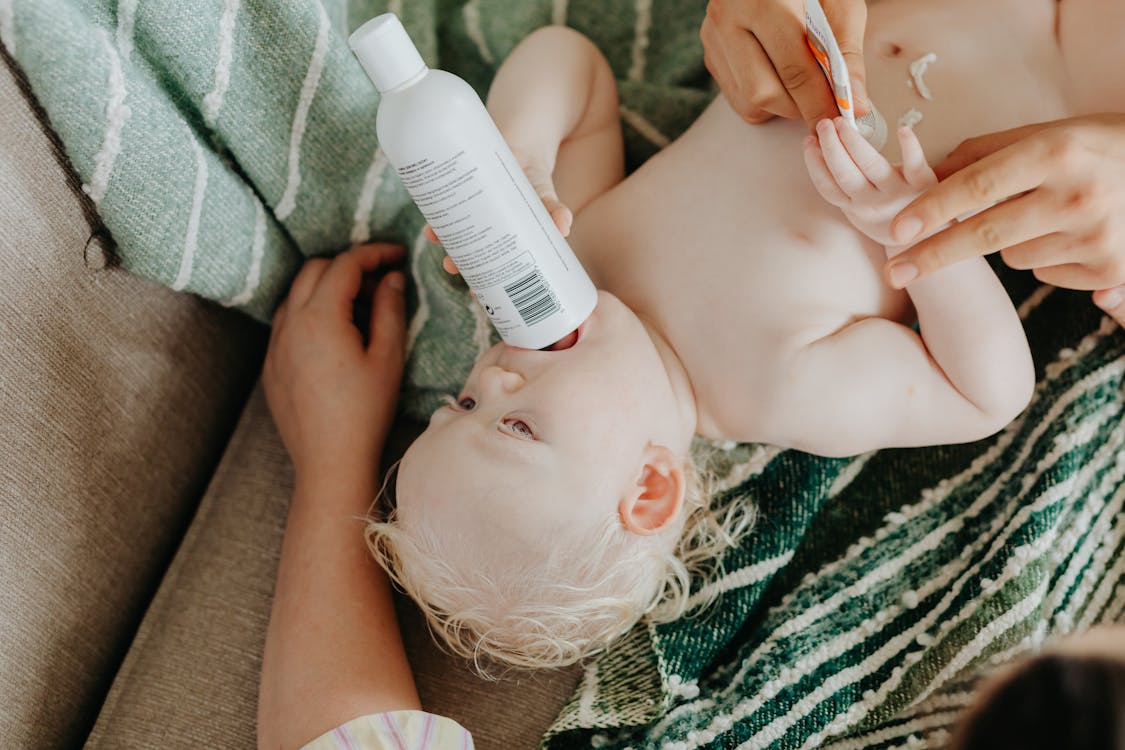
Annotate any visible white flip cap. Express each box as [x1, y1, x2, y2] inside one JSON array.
[[349, 13, 427, 94]]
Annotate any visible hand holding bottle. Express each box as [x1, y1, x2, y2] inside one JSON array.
[[425, 151, 573, 276]]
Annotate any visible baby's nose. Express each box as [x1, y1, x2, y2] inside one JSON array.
[[479, 364, 525, 396]]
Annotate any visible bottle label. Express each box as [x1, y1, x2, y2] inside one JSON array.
[[394, 144, 584, 343]]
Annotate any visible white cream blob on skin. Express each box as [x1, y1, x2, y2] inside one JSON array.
[[899, 108, 924, 129], [909, 52, 938, 101]]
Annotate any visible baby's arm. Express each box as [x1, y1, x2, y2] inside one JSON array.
[[486, 26, 624, 221], [766, 120, 1035, 457]]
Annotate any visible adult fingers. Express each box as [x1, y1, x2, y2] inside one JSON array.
[[1093, 285, 1125, 325], [268, 298, 289, 354], [313, 243, 406, 309], [702, 15, 735, 91], [822, 0, 869, 117], [701, 9, 788, 123], [933, 121, 1057, 181], [423, 224, 439, 243], [442, 256, 460, 276], [287, 258, 331, 307], [271, 297, 289, 328], [885, 192, 1051, 288], [998, 233, 1073, 270], [890, 138, 1048, 246], [367, 271, 407, 370], [1032, 263, 1107, 292], [724, 27, 799, 123], [753, 11, 835, 127], [702, 16, 737, 98]]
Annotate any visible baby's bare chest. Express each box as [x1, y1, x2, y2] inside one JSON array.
[[571, 101, 912, 439]]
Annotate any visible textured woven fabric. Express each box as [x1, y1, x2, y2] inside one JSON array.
[[4, 2, 1124, 749], [544, 279, 1125, 749], [0, 54, 266, 750], [0, 0, 708, 421]]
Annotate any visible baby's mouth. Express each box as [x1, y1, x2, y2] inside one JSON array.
[[544, 329, 579, 351], [542, 317, 590, 351]]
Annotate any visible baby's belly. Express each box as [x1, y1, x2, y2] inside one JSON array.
[[864, 0, 1068, 162]]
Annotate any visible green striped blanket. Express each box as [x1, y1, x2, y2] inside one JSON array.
[[5, 1, 1123, 748]]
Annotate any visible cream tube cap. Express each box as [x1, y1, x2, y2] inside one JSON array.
[[349, 13, 427, 94]]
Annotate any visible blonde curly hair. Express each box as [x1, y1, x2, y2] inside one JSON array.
[[367, 447, 754, 673]]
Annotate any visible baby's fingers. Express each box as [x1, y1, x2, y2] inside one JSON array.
[[803, 136, 850, 206], [835, 117, 898, 191], [898, 126, 937, 188], [522, 161, 573, 237], [816, 118, 875, 199], [547, 202, 574, 238], [426, 225, 463, 277]]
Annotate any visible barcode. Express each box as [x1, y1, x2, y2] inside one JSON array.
[[504, 269, 560, 326]]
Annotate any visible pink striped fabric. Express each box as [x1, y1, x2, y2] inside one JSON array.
[[300, 710, 474, 750]]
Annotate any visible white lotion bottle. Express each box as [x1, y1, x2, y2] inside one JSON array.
[[349, 14, 598, 350]]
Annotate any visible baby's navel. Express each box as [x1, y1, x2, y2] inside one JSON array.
[[882, 42, 904, 59]]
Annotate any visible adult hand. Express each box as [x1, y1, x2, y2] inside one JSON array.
[[884, 114, 1125, 324], [263, 243, 407, 486], [700, 0, 869, 129]]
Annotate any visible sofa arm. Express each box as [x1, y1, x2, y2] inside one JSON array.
[[0, 54, 268, 750]]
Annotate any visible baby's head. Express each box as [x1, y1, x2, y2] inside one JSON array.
[[369, 291, 731, 670]]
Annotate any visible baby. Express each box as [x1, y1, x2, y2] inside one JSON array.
[[369, 0, 1119, 670]]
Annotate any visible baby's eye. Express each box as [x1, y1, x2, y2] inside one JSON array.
[[457, 396, 477, 411], [501, 418, 535, 440]]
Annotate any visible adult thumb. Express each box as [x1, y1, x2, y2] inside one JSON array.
[[823, 0, 869, 116], [1093, 286, 1125, 329]]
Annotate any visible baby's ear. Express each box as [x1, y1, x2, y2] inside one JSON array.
[[618, 445, 686, 536]]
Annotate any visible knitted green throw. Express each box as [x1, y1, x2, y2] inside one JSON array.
[[5, 2, 1123, 748]]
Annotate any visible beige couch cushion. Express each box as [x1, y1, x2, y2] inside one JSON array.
[[84, 385, 582, 750], [0, 55, 269, 749]]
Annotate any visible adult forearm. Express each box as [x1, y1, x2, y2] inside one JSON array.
[[258, 460, 419, 750]]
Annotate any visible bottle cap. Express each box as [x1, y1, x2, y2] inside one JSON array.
[[349, 13, 427, 94]]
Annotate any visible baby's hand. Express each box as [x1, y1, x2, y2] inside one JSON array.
[[426, 152, 572, 276], [804, 118, 937, 247]]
